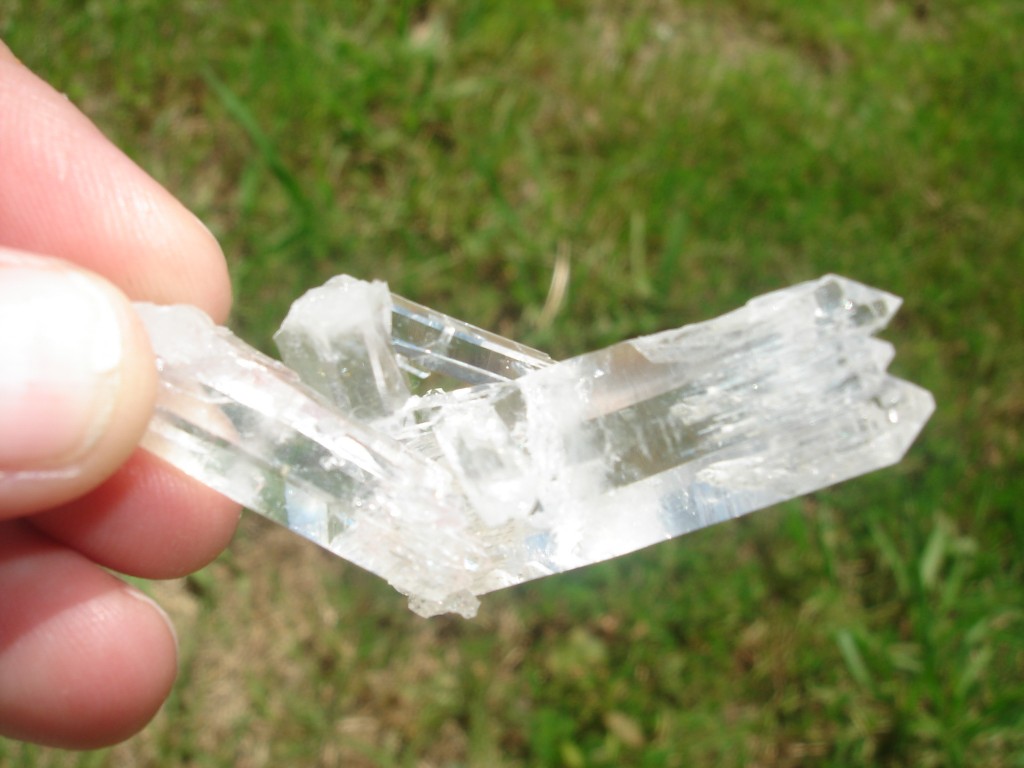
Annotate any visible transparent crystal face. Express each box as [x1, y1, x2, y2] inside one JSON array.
[[137, 274, 934, 618]]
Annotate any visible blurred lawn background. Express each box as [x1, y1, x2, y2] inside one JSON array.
[[2, 0, 1022, 765]]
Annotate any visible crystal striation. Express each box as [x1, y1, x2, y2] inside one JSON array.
[[137, 275, 934, 617]]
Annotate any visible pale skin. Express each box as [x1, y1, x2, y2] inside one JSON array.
[[0, 42, 241, 748]]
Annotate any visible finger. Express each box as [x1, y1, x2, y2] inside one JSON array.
[[0, 249, 157, 516], [30, 450, 240, 580], [0, 47, 231, 321], [0, 521, 178, 749]]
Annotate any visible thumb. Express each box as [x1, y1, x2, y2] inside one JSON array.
[[0, 248, 157, 516]]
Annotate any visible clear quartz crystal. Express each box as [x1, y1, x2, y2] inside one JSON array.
[[274, 275, 554, 407], [138, 303, 486, 613], [388, 292, 554, 385], [137, 274, 934, 618]]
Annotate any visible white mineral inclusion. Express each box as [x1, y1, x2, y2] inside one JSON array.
[[273, 276, 410, 423], [136, 274, 934, 618]]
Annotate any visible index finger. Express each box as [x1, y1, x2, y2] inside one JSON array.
[[0, 43, 231, 321]]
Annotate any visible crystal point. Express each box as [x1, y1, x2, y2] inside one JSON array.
[[138, 274, 933, 617]]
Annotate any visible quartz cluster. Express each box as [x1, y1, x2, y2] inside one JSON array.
[[137, 274, 934, 617]]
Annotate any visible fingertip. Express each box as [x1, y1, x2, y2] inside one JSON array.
[[32, 450, 242, 580], [183, 215, 233, 324], [0, 55, 233, 320], [0, 251, 157, 516], [0, 523, 178, 749]]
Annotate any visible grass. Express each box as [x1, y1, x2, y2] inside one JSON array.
[[2, 0, 1022, 765]]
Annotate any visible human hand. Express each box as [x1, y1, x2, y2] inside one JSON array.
[[0, 42, 241, 748]]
